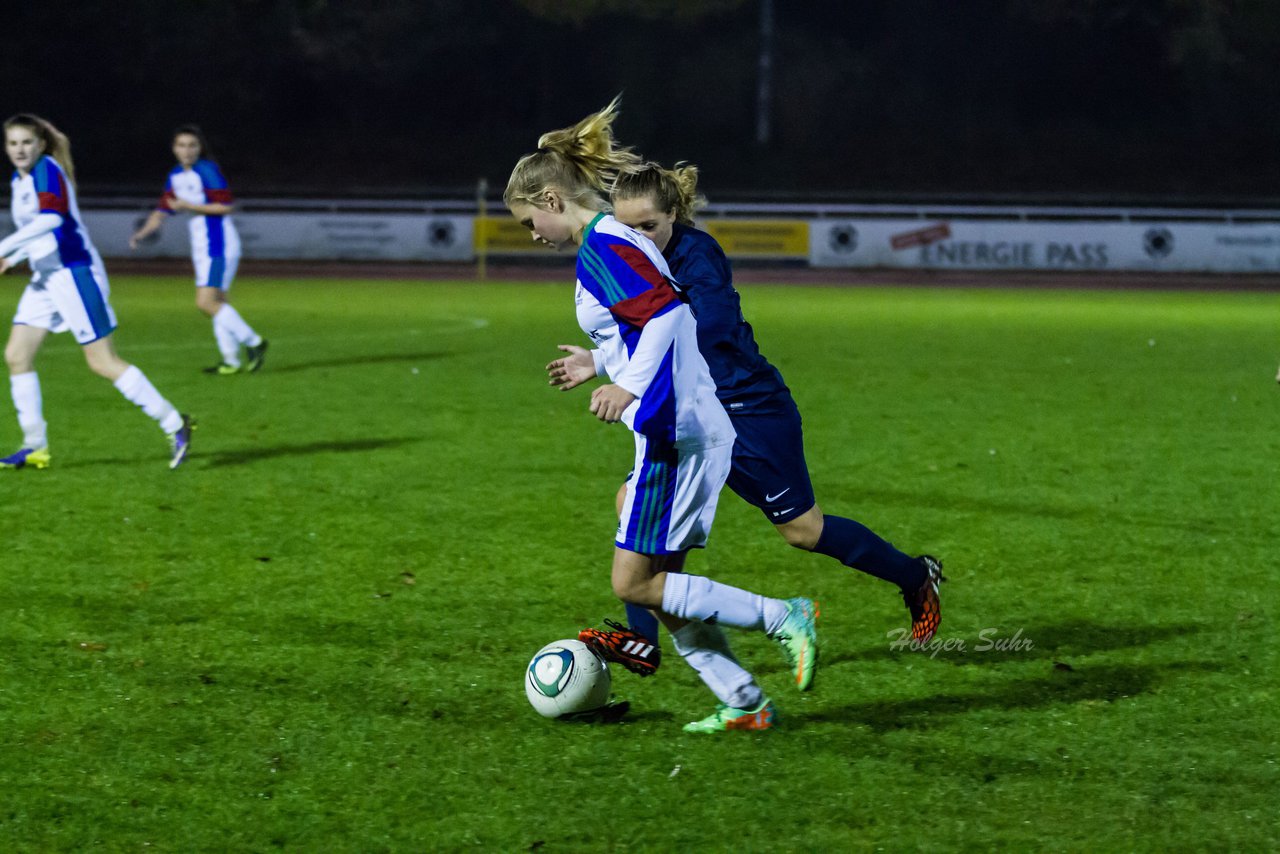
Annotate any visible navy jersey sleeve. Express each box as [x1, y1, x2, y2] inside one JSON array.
[[665, 223, 792, 409], [675, 235, 743, 344]]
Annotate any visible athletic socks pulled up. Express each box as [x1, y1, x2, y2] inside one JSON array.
[[812, 514, 927, 592]]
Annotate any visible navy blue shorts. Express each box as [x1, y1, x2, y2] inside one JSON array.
[[724, 397, 816, 525]]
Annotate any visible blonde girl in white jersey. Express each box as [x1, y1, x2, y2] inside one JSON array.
[[505, 99, 818, 733], [0, 114, 192, 470]]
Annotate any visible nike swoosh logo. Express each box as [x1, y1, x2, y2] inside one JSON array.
[[765, 488, 791, 502]]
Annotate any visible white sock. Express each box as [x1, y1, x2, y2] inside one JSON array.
[[113, 366, 183, 434], [214, 304, 260, 350], [671, 622, 763, 710], [661, 573, 789, 635], [10, 372, 47, 449], [211, 314, 240, 366]]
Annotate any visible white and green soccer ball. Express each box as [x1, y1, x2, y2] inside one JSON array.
[[525, 639, 612, 719]]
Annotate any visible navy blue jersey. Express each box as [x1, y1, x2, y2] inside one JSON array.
[[664, 222, 791, 413]]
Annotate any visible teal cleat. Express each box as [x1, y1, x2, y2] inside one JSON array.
[[771, 597, 819, 691], [683, 697, 776, 734]]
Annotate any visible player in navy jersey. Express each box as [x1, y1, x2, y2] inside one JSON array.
[[552, 162, 943, 675], [130, 125, 267, 374], [506, 99, 817, 732], [0, 114, 192, 470]]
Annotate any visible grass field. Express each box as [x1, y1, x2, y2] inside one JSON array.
[[0, 273, 1276, 851]]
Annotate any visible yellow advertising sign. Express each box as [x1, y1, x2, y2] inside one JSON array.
[[702, 219, 809, 258], [474, 215, 809, 258], [474, 216, 547, 253]]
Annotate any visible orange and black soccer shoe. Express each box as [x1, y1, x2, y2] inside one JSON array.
[[578, 619, 662, 677], [905, 556, 945, 644]]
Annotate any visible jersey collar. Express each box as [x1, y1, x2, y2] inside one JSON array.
[[585, 212, 607, 237]]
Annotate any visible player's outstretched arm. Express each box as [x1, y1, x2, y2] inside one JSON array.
[[546, 344, 600, 391], [129, 210, 168, 249]]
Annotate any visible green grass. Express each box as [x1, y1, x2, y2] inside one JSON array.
[[1, 275, 1276, 851]]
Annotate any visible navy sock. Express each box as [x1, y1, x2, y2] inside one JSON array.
[[625, 602, 661, 647], [812, 514, 927, 591]]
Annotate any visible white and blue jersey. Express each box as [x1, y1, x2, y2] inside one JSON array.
[[157, 158, 241, 288], [575, 214, 734, 555], [6, 155, 99, 271], [0, 155, 116, 343], [575, 214, 732, 450]]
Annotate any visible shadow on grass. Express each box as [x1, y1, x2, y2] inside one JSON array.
[[201, 436, 421, 468], [53, 435, 422, 469], [264, 350, 454, 374], [848, 485, 1225, 535], [798, 659, 1222, 732], [825, 619, 1203, 668]]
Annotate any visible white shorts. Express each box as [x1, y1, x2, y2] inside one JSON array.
[[194, 252, 240, 290], [616, 437, 733, 555], [13, 264, 117, 344]]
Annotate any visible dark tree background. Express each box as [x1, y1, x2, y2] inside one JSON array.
[[5, 0, 1278, 202]]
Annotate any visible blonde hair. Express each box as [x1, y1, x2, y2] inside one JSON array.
[[504, 96, 640, 211], [4, 113, 76, 186], [613, 161, 706, 226]]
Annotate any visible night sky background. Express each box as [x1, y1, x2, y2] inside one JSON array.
[[6, 0, 1279, 202]]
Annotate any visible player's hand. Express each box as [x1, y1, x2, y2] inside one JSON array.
[[589, 384, 635, 423], [0, 257, 11, 274], [167, 198, 188, 212], [128, 234, 142, 250], [546, 344, 597, 391]]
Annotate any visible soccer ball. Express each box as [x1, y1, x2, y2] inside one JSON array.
[[525, 639, 612, 719]]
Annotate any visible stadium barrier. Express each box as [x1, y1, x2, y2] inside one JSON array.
[[808, 218, 1280, 273], [86, 210, 474, 262], [54, 199, 1280, 273]]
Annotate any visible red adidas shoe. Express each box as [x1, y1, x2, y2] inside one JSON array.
[[578, 619, 661, 677]]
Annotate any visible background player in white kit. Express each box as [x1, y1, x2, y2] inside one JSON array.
[[0, 114, 192, 470], [505, 99, 818, 733], [130, 125, 267, 375]]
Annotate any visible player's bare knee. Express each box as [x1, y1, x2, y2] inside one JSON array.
[[611, 575, 639, 604], [195, 290, 221, 316], [778, 530, 819, 550], [777, 509, 824, 550], [611, 574, 659, 608], [85, 358, 115, 379], [84, 351, 124, 380], [5, 342, 35, 373]]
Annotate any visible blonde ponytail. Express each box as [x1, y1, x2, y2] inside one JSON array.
[[504, 96, 640, 211]]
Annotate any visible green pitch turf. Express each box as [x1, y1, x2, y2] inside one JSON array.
[[0, 275, 1275, 851]]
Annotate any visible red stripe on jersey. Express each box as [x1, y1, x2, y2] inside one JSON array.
[[611, 279, 679, 327], [37, 190, 69, 215], [606, 242, 679, 327], [611, 244, 666, 289], [206, 188, 234, 204]]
